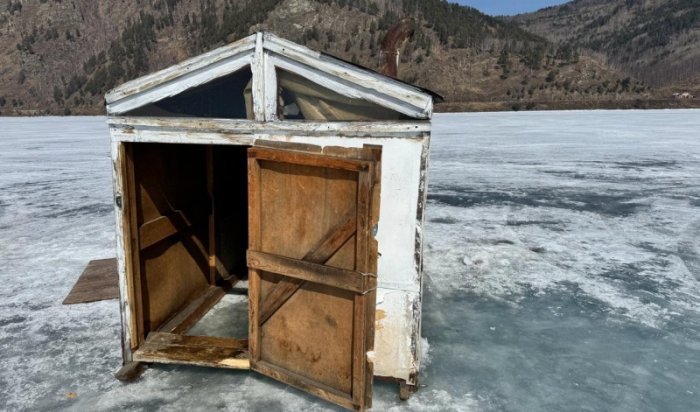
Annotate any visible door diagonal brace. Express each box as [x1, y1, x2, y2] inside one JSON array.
[[257, 212, 357, 325]]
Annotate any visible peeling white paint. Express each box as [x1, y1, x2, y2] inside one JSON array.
[[373, 289, 420, 381]]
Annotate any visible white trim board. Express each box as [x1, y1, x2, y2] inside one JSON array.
[[108, 116, 431, 134]]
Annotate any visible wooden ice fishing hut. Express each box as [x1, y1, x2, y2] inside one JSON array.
[[106, 32, 437, 411]]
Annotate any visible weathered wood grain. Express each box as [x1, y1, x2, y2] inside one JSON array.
[[106, 35, 256, 114], [252, 33, 267, 121], [254, 361, 357, 410], [248, 145, 380, 411], [113, 140, 135, 362], [248, 146, 370, 172], [248, 250, 368, 293], [256, 212, 357, 324], [352, 151, 374, 408], [107, 53, 254, 114], [133, 332, 250, 369], [114, 362, 148, 382], [138, 212, 192, 250], [124, 143, 145, 349], [108, 116, 431, 135], [365, 145, 382, 406], [263, 50, 278, 120], [63, 258, 119, 305], [156, 285, 226, 335], [247, 151, 262, 363]]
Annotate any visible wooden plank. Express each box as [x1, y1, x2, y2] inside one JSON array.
[[114, 362, 148, 382], [109, 126, 427, 146], [109, 126, 257, 146], [363, 145, 381, 407], [138, 212, 192, 250], [112, 140, 135, 363], [258, 278, 303, 326], [263, 50, 278, 120], [408, 137, 429, 390], [352, 165, 373, 407], [363, 288, 377, 407], [258, 213, 356, 325], [107, 52, 254, 114], [157, 285, 226, 334], [63, 258, 119, 305], [253, 139, 323, 154], [254, 361, 356, 411], [124, 143, 144, 349], [303, 212, 357, 263], [352, 293, 371, 408], [247, 251, 368, 293], [146, 332, 248, 349], [247, 152, 262, 363], [133, 332, 250, 369], [106, 34, 255, 102], [252, 32, 266, 121], [107, 116, 431, 135], [248, 146, 369, 172], [356, 164, 372, 284], [106, 35, 256, 114]]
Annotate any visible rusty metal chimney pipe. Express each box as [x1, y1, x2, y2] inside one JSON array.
[[380, 18, 416, 78]]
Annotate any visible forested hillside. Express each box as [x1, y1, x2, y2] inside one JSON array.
[[514, 0, 700, 90], [0, 0, 680, 115]]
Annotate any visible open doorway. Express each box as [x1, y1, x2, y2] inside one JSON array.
[[125, 142, 251, 368]]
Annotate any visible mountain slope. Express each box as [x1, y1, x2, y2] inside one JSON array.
[[514, 0, 700, 89], [0, 0, 656, 115]]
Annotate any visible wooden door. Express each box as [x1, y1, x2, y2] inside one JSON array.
[[247, 143, 381, 411]]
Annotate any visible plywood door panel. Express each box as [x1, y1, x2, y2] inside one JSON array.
[[248, 144, 381, 411]]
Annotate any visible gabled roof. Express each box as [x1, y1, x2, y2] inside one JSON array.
[[105, 32, 437, 119]]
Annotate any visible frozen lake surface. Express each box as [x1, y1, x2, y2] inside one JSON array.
[[1, 110, 699, 411]]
